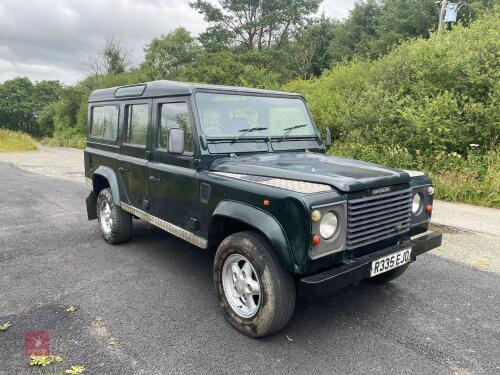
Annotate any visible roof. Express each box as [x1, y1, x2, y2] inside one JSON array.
[[88, 80, 301, 102]]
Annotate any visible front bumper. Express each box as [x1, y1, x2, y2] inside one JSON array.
[[299, 231, 442, 298]]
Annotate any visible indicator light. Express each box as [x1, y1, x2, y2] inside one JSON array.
[[425, 204, 433, 214], [311, 209, 321, 222], [263, 199, 270, 206], [312, 235, 321, 247]]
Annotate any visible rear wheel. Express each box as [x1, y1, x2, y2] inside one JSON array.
[[214, 231, 296, 337], [97, 188, 132, 244], [368, 263, 410, 284]]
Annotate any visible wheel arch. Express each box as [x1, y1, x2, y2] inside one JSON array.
[[92, 166, 121, 205], [208, 200, 296, 273]]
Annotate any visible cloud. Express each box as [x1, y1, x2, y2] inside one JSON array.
[[0, 0, 206, 84], [0, 0, 355, 84], [323, 0, 356, 19]]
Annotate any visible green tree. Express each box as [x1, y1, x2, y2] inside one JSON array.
[[328, 0, 495, 64], [177, 51, 247, 85], [292, 16, 338, 78], [177, 50, 282, 88], [286, 11, 500, 155], [87, 37, 131, 76], [142, 28, 200, 80], [198, 25, 234, 52], [0, 78, 62, 136], [0, 77, 35, 133], [329, 0, 382, 62], [190, 0, 321, 50], [374, 0, 438, 55]]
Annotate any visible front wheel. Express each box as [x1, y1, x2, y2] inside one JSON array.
[[214, 231, 296, 337]]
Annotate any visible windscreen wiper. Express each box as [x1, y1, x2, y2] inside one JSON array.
[[232, 127, 268, 143], [280, 124, 307, 140]]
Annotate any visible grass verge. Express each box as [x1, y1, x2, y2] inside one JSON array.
[[0, 129, 37, 152], [41, 134, 86, 149]]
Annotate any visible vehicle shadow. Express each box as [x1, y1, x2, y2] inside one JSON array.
[[127, 220, 406, 341]]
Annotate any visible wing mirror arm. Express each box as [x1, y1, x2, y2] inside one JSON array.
[[325, 128, 332, 148]]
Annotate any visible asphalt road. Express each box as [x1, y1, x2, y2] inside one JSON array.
[[1, 162, 499, 375]]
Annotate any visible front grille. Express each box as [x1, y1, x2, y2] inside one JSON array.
[[347, 188, 412, 249]]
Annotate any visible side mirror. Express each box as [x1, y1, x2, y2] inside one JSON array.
[[168, 128, 185, 154], [325, 128, 332, 147]]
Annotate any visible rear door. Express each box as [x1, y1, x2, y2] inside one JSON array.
[[119, 99, 152, 210], [147, 97, 198, 231]]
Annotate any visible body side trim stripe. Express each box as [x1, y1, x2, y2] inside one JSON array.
[[121, 203, 207, 249]]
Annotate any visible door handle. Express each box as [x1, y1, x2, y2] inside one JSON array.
[[149, 175, 161, 183], [118, 166, 129, 172]]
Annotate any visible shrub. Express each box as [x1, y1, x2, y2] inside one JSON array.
[[328, 141, 500, 207], [285, 12, 500, 157]]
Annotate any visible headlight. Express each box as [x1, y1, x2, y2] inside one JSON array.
[[412, 193, 422, 214], [320, 212, 338, 239]]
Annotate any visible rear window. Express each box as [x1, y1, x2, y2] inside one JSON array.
[[91, 105, 119, 141]]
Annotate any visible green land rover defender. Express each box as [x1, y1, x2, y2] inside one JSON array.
[[84, 81, 442, 337]]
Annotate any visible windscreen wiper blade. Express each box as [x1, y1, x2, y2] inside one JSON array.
[[232, 127, 268, 143], [280, 124, 307, 140]]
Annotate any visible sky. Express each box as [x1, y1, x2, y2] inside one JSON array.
[[0, 0, 356, 84]]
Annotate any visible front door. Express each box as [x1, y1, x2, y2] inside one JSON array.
[[119, 99, 152, 209], [147, 97, 198, 231]]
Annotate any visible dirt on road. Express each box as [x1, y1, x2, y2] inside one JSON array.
[[1, 145, 499, 275]]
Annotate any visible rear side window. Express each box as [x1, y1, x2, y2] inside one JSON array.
[[91, 106, 119, 141], [125, 104, 149, 146], [158, 102, 193, 152]]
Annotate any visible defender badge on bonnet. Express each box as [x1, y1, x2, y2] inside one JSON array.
[[371, 186, 392, 195]]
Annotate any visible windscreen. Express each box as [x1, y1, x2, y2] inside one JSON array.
[[195, 92, 316, 138]]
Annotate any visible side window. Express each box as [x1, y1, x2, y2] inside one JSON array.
[[158, 102, 193, 152], [125, 104, 149, 146], [91, 105, 119, 141]]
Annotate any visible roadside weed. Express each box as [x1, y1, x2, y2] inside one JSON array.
[[64, 365, 85, 374], [0, 129, 37, 152], [29, 355, 63, 366]]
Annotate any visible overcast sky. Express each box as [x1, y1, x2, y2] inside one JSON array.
[[0, 0, 356, 84]]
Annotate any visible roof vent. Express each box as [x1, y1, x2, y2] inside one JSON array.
[[114, 84, 146, 98]]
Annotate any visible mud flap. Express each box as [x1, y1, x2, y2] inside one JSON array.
[[86, 191, 97, 220]]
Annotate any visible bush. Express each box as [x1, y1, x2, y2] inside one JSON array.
[[328, 141, 500, 207], [285, 12, 500, 207], [285, 12, 500, 157], [41, 134, 86, 149]]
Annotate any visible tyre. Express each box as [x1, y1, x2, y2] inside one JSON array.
[[213, 231, 296, 337], [96, 188, 132, 244], [368, 263, 410, 284]]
